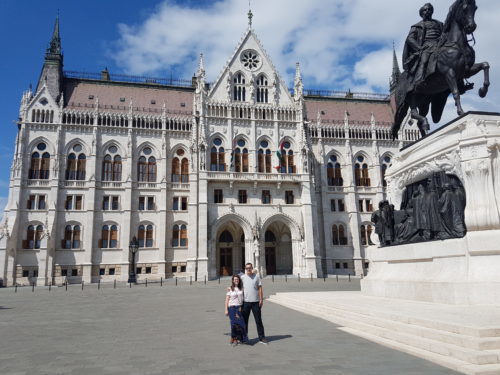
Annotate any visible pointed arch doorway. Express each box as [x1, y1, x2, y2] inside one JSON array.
[[264, 222, 292, 275], [217, 224, 245, 276]]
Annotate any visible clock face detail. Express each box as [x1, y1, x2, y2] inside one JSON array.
[[241, 50, 261, 71]]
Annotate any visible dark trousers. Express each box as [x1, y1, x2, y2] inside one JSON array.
[[242, 301, 265, 339]]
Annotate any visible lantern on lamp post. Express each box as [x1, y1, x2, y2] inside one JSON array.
[[128, 236, 139, 284]]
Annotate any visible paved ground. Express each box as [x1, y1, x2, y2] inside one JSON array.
[[0, 277, 460, 375]]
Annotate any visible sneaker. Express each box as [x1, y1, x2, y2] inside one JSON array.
[[229, 338, 235, 345], [259, 338, 269, 345], [232, 340, 239, 347]]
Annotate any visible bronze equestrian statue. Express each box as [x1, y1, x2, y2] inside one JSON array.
[[391, 0, 490, 140]]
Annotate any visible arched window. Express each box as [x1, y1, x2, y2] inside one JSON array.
[[355, 155, 370, 187], [172, 224, 188, 247], [66, 153, 77, 180], [77, 154, 86, 180], [332, 225, 339, 245], [62, 225, 81, 249], [333, 224, 347, 245], [234, 139, 249, 172], [138, 147, 156, 182], [381, 155, 392, 188], [65, 144, 86, 181], [102, 146, 122, 182], [172, 225, 179, 247], [181, 158, 189, 183], [171, 158, 180, 182], [258, 140, 272, 173], [339, 224, 347, 245], [100, 225, 118, 248], [113, 155, 122, 181], [29, 152, 40, 179], [148, 157, 157, 182], [29, 143, 51, 180], [278, 141, 295, 174], [41, 153, 50, 179], [171, 149, 188, 182], [219, 230, 234, 243], [233, 72, 246, 102], [138, 224, 154, 248], [102, 155, 112, 181], [327, 155, 343, 186], [210, 138, 225, 171], [24, 224, 43, 249], [360, 224, 374, 246], [138, 156, 147, 182], [180, 224, 187, 246], [256, 75, 269, 103]]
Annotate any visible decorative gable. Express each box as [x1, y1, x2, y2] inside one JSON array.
[[26, 84, 61, 123], [209, 29, 294, 106]]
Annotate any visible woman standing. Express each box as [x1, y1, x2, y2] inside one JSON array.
[[225, 274, 248, 346]]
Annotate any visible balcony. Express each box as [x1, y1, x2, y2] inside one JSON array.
[[27, 180, 50, 187], [100, 181, 123, 189], [206, 172, 302, 183], [136, 182, 161, 190], [63, 181, 87, 188]]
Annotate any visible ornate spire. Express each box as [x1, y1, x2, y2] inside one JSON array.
[[294, 62, 303, 100], [197, 53, 205, 78], [248, 0, 253, 28], [46, 16, 62, 60], [390, 42, 401, 92]]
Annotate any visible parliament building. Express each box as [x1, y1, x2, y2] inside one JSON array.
[[0, 17, 420, 286]]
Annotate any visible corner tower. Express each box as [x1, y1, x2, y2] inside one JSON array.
[[36, 17, 64, 101]]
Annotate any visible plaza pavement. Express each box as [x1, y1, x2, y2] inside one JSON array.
[[0, 277, 461, 375]]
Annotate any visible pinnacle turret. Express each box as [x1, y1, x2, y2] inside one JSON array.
[[390, 43, 401, 93], [46, 16, 63, 61], [36, 17, 64, 101]]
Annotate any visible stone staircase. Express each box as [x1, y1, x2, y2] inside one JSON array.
[[268, 292, 500, 375]]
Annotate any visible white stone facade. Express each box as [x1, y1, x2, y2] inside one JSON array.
[[0, 25, 419, 286]]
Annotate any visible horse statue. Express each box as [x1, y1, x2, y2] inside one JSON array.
[[391, 0, 490, 140]]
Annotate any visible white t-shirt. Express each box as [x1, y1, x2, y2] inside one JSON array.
[[226, 287, 244, 306]]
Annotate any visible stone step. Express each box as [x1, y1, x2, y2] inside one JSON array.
[[268, 295, 500, 369], [269, 293, 500, 338], [339, 327, 500, 375], [269, 294, 500, 351]]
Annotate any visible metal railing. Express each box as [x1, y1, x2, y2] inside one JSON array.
[[64, 71, 194, 88]]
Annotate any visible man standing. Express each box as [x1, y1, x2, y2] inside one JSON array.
[[403, 3, 443, 85], [241, 263, 268, 344]]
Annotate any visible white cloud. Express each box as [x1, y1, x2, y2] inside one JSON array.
[[353, 49, 392, 90], [112, 0, 500, 127]]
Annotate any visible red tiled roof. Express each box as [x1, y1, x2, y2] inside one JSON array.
[[305, 98, 394, 125], [63, 79, 194, 115]]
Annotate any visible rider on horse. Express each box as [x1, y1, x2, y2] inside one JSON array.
[[403, 3, 444, 90]]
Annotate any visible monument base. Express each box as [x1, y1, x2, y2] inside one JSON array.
[[362, 112, 500, 305], [361, 230, 500, 305]]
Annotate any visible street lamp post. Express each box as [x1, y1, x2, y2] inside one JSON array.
[[128, 236, 139, 284]]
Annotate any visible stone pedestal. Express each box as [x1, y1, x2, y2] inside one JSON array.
[[361, 112, 500, 305]]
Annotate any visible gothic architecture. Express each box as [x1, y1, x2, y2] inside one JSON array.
[[0, 17, 419, 286]]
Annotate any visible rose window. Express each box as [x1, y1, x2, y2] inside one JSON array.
[[241, 50, 261, 71]]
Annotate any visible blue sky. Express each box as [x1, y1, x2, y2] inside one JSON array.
[[1, 0, 499, 216]]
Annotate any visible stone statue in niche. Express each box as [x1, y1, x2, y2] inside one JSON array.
[[372, 172, 466, 246]]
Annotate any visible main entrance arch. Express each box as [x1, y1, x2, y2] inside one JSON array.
[[262, 219, 296, 275], [217, 228, 246, 276], [211, 213, 253, 277]]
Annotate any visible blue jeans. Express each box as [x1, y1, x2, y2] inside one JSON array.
[[228, 306, 248, 342]]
